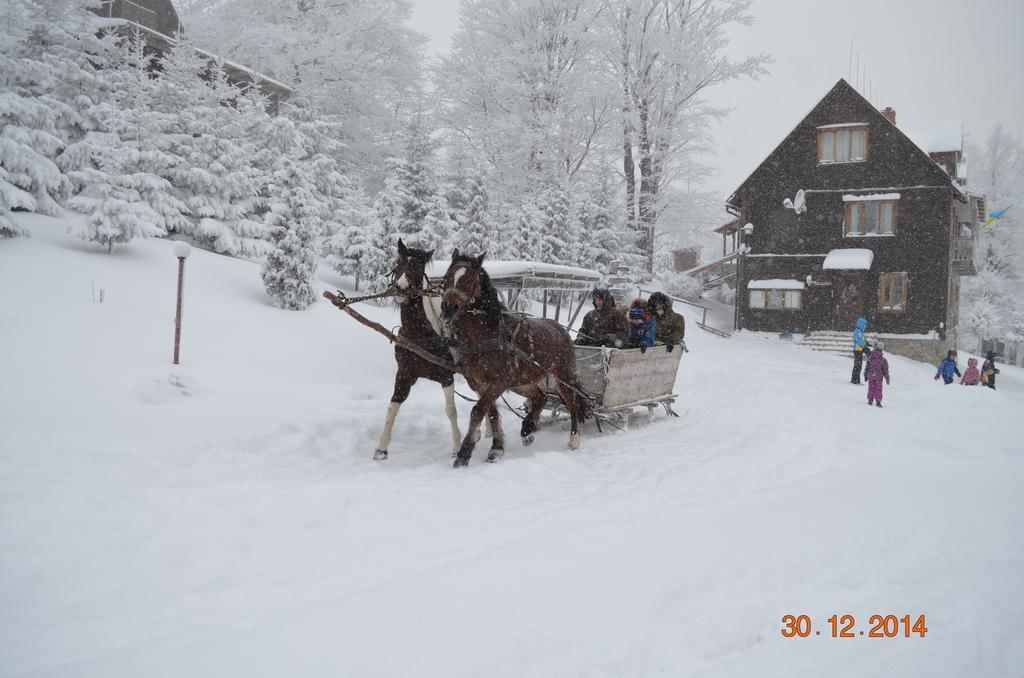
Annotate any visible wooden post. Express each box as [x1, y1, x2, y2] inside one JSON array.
[[173, 256, 185, 365]]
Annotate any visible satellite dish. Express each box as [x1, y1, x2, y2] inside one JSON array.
[[794, 189, 806, 214]]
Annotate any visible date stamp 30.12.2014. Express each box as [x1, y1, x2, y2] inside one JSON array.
[[781, 614, 927, 638]]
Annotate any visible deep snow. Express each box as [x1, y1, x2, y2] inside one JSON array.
[[1, 215, 1022, 677]]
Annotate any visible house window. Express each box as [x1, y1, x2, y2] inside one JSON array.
[[818, 125, 868, 163], [878, 272, 908, 313], [845, 200, 898, 236], [749, 285, 803, 310]]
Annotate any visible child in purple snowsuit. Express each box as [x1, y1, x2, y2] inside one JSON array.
[[864, 341, 891, 407]]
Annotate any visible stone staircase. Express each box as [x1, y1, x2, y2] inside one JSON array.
[[798, 330, 877, 356]]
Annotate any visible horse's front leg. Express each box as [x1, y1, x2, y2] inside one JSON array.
[[375, 373, 415, 461], [454, 387, 501, 468], [441, 382, 462, 454]]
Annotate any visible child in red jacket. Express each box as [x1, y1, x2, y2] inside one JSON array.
[[960, 357, 980, 385]]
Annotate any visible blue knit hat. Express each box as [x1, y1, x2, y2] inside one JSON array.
[[628, 307, 646, 320]]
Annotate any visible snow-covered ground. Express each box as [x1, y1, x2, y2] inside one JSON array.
[[2, 215, 1022, 677]]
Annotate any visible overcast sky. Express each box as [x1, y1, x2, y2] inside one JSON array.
[[409, 0, 1024, 200]]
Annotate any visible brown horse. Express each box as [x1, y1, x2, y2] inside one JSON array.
[[441, 250, 589, 467], [372, 239, 463, 461]]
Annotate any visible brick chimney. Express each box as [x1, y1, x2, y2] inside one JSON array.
[[881, 107, 896, 125]]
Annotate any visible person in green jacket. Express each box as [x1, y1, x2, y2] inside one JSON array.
[[647, 291, 685, 352]]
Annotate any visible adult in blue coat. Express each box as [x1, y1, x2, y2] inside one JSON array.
[[851, 317, 870, 384], [934, 350, 962, 384]]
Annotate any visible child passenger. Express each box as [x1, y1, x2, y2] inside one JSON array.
[[626, 299, 656, 353]]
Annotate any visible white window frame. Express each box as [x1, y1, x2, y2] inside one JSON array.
[[749, 287, 803, 310], [879, 272, 908, 314], [845, 200, 898, 237], [818, 124, 868, 164]]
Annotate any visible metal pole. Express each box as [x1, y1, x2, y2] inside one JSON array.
[[173, 256, 185, 365]]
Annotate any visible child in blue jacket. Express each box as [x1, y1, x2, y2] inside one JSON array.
[[626, 299, 656, 352], [934, 350, 961, 385], [851, 317, 870, 384]]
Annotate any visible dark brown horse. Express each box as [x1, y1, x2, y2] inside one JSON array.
[[372, 239, 463, 461], [441, 250, 589, 467]]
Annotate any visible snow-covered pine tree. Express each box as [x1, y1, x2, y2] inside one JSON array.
[[535, 180, 574, 265], [165, 51, 270, 259], [507, 200, 542, 261], [261, 153, 323, 310], [575, 174, 623, 274], [0, 0, 91, 235], [323, 184, 379, 291], [67, 33, 189, 251], [374, 121, 454, 253], [458, 169, 492, 256], [442, 141, 476, 228]]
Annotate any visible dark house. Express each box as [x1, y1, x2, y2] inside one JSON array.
[[725, 79, 983, 362], [96, 0, 292, 114]]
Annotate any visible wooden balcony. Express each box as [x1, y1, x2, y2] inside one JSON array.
[[950, 236, 976, 276]]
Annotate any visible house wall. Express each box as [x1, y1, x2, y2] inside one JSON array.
[[105, 0, 182, 37], [732, 80, 958, 337]]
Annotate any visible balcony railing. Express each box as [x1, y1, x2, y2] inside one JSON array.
[[950, 236, 976, 275], [950, 236, 974, 261]]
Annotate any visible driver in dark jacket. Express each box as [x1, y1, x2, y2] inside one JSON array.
[[576, 288, 628, 348]]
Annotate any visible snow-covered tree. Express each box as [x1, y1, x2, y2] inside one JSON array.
[[962, 124, 1024, 342], [261, 154, 323, 310], [573, 174, 625, 274], [67, 34, 188, 251], [0, 0, 116, 234], [177, 0, 427, 177], [535, 179, 575, 265], [457, 169, 493, 255], [437, 0, 612, 197], [323, 183, 378, 290], [603, 0, 769, 270], [374, 122, 455, 254]]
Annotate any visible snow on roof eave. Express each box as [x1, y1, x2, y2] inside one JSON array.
[[425, 260, 602, 284], [113, 20, 294, 93], [822, 248, 874, 270], [193, 47, 294, 93], [747, 279, 805, 290]]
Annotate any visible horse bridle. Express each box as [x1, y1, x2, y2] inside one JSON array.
[[391, 264, 444, 301]]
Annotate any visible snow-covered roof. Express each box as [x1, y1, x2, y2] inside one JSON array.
[[113, 20, 294, 93], [747, 279, 805, 290], [822, 249, 874, 270], [425, 260, 602, 289], [899, 122, 963, 154], [843, 193, 900, 202]]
